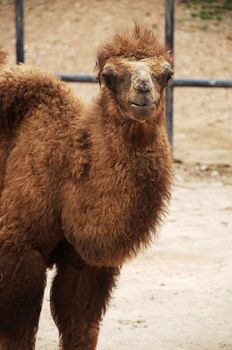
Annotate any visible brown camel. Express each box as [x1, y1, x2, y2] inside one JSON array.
[[0, 25, 173, 350]]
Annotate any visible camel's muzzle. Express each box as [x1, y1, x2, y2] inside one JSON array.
[[128, 92, 156, 121], [128, 103, 155, 121]]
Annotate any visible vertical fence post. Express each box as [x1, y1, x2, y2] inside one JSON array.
[[165, 0, 174, 148], [15, 0, 24, 64]]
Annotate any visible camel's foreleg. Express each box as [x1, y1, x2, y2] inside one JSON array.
[[50, 240, 119, 350]]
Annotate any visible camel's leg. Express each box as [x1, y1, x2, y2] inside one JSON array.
[[0, 235, 47, 350], [50, 241, 119, 350]]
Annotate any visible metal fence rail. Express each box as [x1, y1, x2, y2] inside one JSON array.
[[57, 73, 98, 83], [14, 0, 232, 146], [15, 0, 24, 64]]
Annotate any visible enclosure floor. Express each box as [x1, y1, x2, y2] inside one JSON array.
[[37, 176, 232, 350]]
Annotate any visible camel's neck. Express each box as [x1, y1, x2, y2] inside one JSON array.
[[62, 93, 172, 267]]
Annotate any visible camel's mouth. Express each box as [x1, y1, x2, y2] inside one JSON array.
[[129, 101, 155, 108], [128, 101, 155, 120]]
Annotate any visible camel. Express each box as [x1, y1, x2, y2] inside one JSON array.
[[0, 25, 173, 350]]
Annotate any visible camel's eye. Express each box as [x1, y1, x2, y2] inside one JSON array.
[[102, 66, 117, 87]]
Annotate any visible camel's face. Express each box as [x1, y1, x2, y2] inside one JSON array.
[[101, 57, 173, 122]]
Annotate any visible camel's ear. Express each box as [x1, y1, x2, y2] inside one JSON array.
[[101, 65, 117, 88], [96, 73, 101, 87], [167, 50, 173, 65], [162, 63, 174, 85]]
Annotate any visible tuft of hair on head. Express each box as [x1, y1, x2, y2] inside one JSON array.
[[96, 23, 171, 77]]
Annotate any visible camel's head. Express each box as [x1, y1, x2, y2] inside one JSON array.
[[96, 25, 173, 122], [100, 57, 173, 122]]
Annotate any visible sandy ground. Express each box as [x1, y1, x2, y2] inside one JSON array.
[[0, 1, 232, 349]]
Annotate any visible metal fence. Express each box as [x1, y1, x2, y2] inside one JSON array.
[[14, 0, 232, 147]]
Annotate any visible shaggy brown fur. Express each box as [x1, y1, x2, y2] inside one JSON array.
[[0, 26, 173, 349]]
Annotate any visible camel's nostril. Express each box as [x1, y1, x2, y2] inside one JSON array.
[[134, 80, 152, 93], [139, 84, 151, 93]]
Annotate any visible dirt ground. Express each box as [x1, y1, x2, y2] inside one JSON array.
[[0, 0, 232, 349]]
